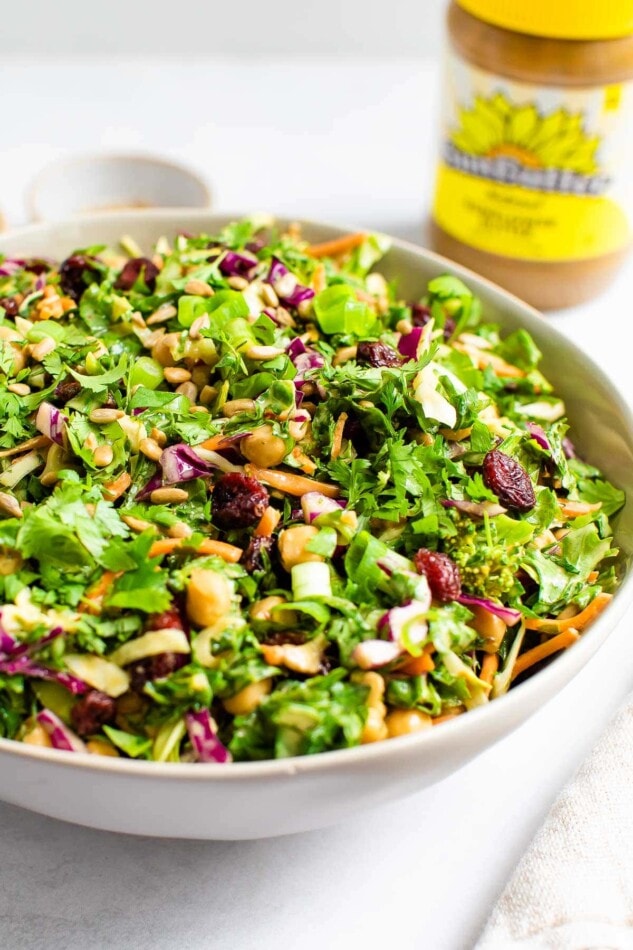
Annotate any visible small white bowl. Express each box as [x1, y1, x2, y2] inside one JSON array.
[[26, 153, 212, 222]]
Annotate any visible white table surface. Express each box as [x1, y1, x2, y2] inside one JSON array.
[[0, 57, 632, 950]]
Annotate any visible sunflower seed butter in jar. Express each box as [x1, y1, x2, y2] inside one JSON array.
[[431, 0, 633, 309]]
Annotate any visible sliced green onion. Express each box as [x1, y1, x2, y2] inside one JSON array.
[[178, 289, 249, 328], [291, 562, 332, 600], [314, 284, 374, 335], [130, 356, 165, 390]]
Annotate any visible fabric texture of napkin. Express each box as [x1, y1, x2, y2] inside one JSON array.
[[475, 697, 633, 949]]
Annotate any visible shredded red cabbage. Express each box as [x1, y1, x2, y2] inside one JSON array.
[[186, 709, 232, 763], [352, 639, 402, 670], [219, 251, 258, 279], [378, 599, 431, 651], [0, 259, 26, 277], [35, 401, 67, 446], [457, 594, 521, 627], [160, 444, 215, 485], [0, 654, 87, 694], [266, 259, 315, 309], [36, 709, 87, 752], [6, 625, 64, 660], [526, 422, 551, 453], [397, 327, 424, 361]]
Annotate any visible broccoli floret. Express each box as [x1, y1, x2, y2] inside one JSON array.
[[441, 513, 524, 600]]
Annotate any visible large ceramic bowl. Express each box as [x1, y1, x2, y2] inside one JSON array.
[[1, 211, 632, 840]]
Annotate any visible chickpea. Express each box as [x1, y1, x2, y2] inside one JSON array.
[[223, 678, 272, 716], [151, 331, 182, 367], [361, 707, 389, 744], [86, 739, 119, 757], [191, 364, 211, 388], [353, 671, 385, 708], [0, 553, 23, 576], [186, 569, 232, 628], [439, 426, 473, 442], [249, 595, 297, 626], [277, 525, 323, 572], [386, 709, 432, 738], [468, 604, 507, 653], [288, 417, 310, 442], [23, 722, 53, 748], [241, 425, 287, 468]]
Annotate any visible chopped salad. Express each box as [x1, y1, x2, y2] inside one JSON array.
[[0, 219, 624, 762]]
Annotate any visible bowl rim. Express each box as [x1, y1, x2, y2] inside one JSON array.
[[0, 208, 631, 781], [25, 154, 213, 223]]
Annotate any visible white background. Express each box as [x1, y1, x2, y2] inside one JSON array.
[[0, 0, 446, 57], [1, 10, 633, 950]]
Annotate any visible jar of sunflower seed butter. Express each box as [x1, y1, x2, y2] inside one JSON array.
[[431, 0, 633, 309]]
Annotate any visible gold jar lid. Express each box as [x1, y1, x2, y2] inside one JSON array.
[[457, 0, 633, 39]]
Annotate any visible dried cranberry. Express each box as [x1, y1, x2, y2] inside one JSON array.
[[128, 652, 187, 692], [241, 535, 273, 573], [114, 257, 159, 293], [482, 449, 536, 512], [410, 304, 455, 340], [343, 413, 371, 454], [59, 254, 101, 302], [24, 259, 50, 276], [145, 607, 185, 632], [414, 548, 461, 602], [442, 317, 456, 340], [0, 297, 19, 317], [410, 303, 431, 327], [71, 690, 116, 736], [212, 473, 269, 530], [53, 379, 82, 405], [263, 631, 306, 646], [356, 341, 402, 368]]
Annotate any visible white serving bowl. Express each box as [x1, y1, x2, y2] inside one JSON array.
[[26, 153, 211, 222], [1, 211, 632, 840]]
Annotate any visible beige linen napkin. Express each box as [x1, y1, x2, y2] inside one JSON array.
[[476, 698, 633, 949]]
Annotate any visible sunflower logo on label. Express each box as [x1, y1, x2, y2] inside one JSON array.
[[444, 92, 609, 196]]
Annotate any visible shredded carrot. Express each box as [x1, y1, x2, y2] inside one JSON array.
[[198, 433, 241, 452], [511, 628, 580, 681], [0, 435, 50, 459], [558, 499, 602, 518], [102, 472, 132, 501], [330, 412, 348, 461], [79, 571, 119, 614], [480, 653, 499, 685], [433, 706, 465, 725], [588, 571, 599, 583], [148, 537, 243, 563], [254, 505, 281, 538], [479, 352, 525, 378], [307, 232, 367, 259], [244, 464, 339, 498], [311, 263, 327, 294], [291, 446, 317, 475], [398, 649, 435, 676], [439, 426, 473, 442], [524, 592, 612, 633]]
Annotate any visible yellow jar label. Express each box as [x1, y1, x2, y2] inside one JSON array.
[[433, 55, 633, 261]]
